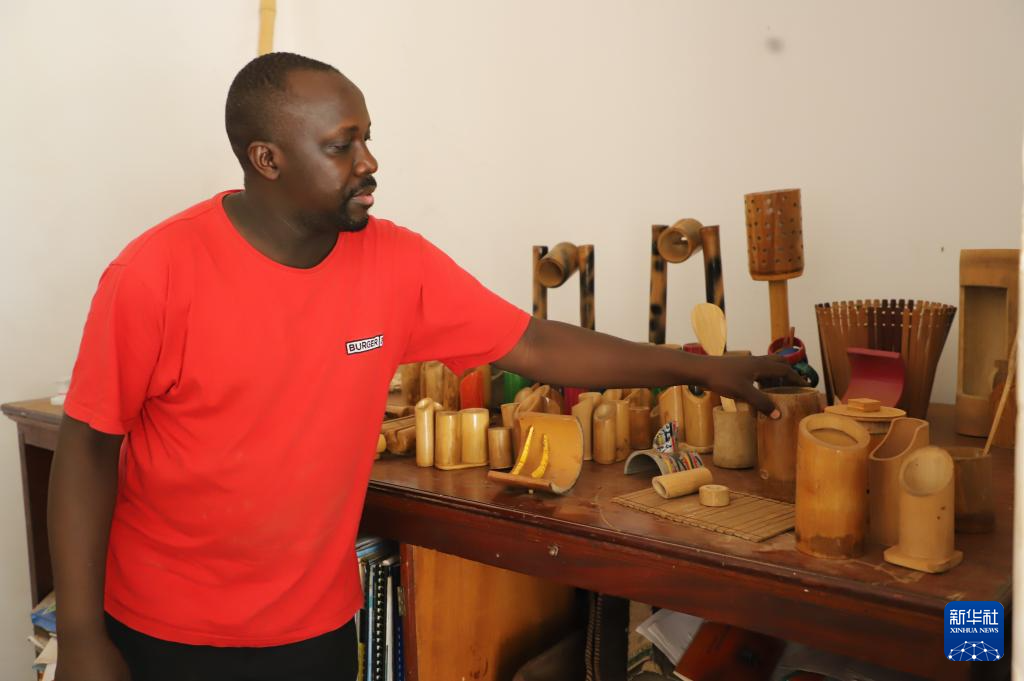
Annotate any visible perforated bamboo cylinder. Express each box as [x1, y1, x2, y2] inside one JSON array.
[[795, 414, 871, 559], [745, 188, 804, 341]]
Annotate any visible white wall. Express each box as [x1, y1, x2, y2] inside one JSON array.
[[1, 1, 1021, 677]]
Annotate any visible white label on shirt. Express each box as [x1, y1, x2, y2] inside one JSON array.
[[345, 334, 385, 355]]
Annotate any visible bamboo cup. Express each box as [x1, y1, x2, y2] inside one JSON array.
[[652, 467, 713, 499], [712, 403, 757, 469], [572, 394, 599, 461], [757, 387, 822, 487], [414, 398, 438, 467], [487, 427, 513, 469], [434, 411, 461, 468], [593, 403, 617, 464], [948, 446, 995, 533], [400, 362, 422, 405], [795, 414, 871, 559], [459, 408, 489, 465], [699, 484, 730, 507], [883, 447, 963, 573], [868, 418, 930, 547], [500, 402, 518, 429], [682, 389, 716, 449]]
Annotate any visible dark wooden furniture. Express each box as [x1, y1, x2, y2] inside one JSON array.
[[5, 400, 1011, 680]]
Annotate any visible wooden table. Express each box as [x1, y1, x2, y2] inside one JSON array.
[[6, 399, 1010, 680]]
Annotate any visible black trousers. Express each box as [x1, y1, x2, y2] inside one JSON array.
[[105, 613, 357, 681]]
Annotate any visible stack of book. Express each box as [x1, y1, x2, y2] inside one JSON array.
[[29, 591, 57, 680], [356, 536, 404, 681]]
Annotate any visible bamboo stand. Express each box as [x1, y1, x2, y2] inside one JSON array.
[[533, 242, 595, 330], [648, 219, 724, 344]]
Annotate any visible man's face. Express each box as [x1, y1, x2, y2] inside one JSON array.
[[273, 70, 378, 232]]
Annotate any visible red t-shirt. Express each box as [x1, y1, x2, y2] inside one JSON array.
[[64, 190, 530, 646]]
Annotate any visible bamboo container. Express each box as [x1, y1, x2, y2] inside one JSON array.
[[682, 389, 716, 449], [883, 447, 963, 573], [571, 393, 601, 461], [500, 402, 518, 430], [399, 362, 422, 405], [592, 403, 617, 464], [757, 387, 822, 487], [658, 386, 686, 434], [420, 360, 460, 411], [795, 414, 871, 559], [434, 411, 461, 468], [612, 399, 631, 461], [487, 427, 513, 470], [652, 467, 713, 499], [867, 417, 930, 547], [712, 403, 757, 469], [625, 388, 653, 408], [630, 406, 653, 450], [825, 398, 905, 452], [459, 408, 489, 465], [948, 446, 995, 533]]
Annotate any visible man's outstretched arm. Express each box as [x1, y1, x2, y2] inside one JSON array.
[[494, 317, 803, 416]]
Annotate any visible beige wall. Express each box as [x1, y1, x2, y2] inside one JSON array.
[[1, 0, 1022, 676]]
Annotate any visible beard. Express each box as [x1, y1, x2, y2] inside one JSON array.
[[336, 176, 377, 232]]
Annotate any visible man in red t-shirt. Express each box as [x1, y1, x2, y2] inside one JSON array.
[[51, 53, 799, 681]]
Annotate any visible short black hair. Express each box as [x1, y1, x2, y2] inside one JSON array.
[[225, 52, 341, 168]]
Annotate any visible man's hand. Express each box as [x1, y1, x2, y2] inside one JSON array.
[[55, 629, 131, 681], [496, 318, 807, 416], [699, 354, 806, 417]]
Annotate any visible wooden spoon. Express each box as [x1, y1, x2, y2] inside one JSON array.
[[690, 303, 736, 412]]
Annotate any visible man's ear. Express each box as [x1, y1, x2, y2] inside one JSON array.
[[247, 141, 282, 180]]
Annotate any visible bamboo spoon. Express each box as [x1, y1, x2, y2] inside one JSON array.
[[690, 303, 736, 412]]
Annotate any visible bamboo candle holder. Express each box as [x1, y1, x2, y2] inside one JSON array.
[[745, 189, 804, 342], [883, 447, 963, 573], [434, 411, 461, 468], [532, 241, 596, 330], [867, 417, 930, 547], [757, 387, 822, 487], [699, 484, 730, 507], [459, 408, 490, 466], [948, 446, 995, 534], [956, 249, 1019, 436], [795, 414, 871, 559]]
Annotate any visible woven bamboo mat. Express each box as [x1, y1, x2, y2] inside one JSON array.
[[612, 487, 795, 542]]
